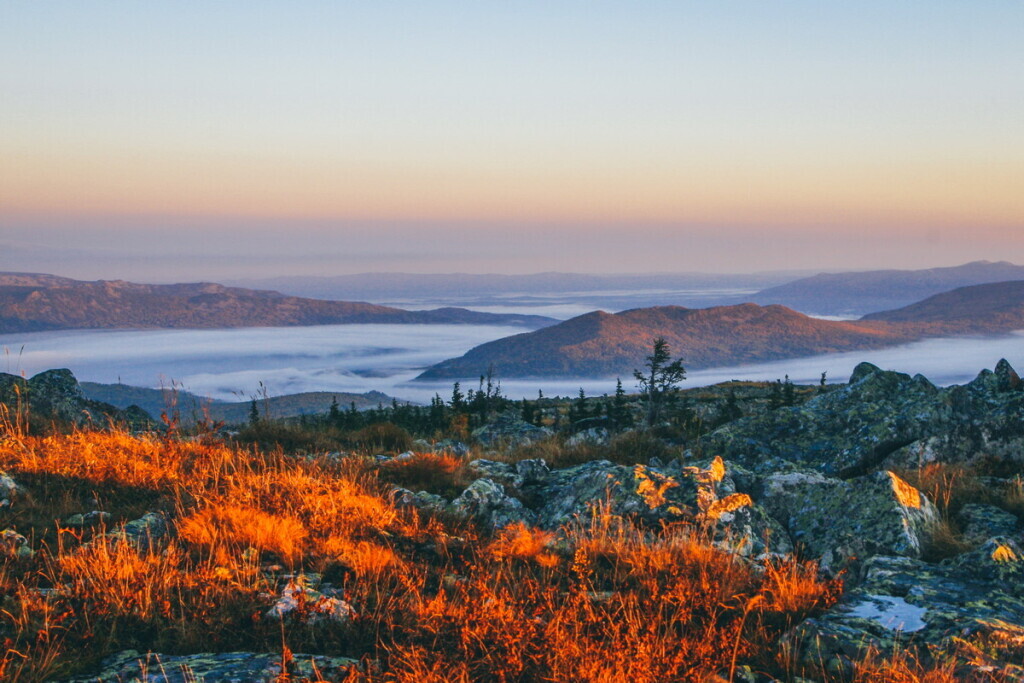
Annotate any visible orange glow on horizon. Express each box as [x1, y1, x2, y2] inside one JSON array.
[[2, 145, 1022, 231]]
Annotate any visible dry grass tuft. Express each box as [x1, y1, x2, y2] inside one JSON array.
[[179, 504, 308, 566]]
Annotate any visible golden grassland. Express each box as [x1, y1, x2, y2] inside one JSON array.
[[0, 427, 1010, 682]]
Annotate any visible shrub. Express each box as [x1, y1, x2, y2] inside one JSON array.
[[345, 422, 414, 453]]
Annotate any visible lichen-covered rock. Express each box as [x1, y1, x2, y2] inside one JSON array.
[[0, 529, 33, 559], [0, 368, 155, 428], [429, 439, 471, 457], [701, 363, 945, 476], [64, 510, 112, 528], [789, 538, 1024, 678], [566, 427, 610, 447], [392, 487, 449, 514], [957, 503, 1021, 546], [524, 456, 792, 557], [105, 512, 169, 547], [466, 459, 524, 489], [0, 470, 20, 507], [757, 470, 938, 574], [265, 580, 354, 625], [63, 649, 358, 682], [701, 360, 1024, 476], [451, 478, 536, 528], [531, 460, 697, 529], [472, 413, 552, 448], [515, 458, 550, 485]]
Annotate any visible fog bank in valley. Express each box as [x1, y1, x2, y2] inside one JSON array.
[[2, 325, 1022, 406]]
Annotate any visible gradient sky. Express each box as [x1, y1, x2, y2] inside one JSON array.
[[2, 2, 1022, 280]]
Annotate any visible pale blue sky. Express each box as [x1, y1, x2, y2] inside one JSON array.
[[1, 2, 1022, 279]]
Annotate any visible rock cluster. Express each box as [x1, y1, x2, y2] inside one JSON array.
[[0, 368, 154, 428], [64, 649, 358, 683], [701, 359, 1024, 476], [395, 360, 1024, 675]]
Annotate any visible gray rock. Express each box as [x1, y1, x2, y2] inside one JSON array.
[[472, 413, 552, 448], [566, 427, 610, 447], [64, 510, 112, 528], [431, 439, 471, 457], [789, 537, 1024, 678], [0, 471, 20, 501], [757, 470, 938, 574], [62, 649, 358, 682], [701, 360, 1024, 476], [515, 458, 549, 485], [466, 459, 522, 489], [393, 487, 449, 514], [957, 503, 1021, 546], [0, 529, 33, 559], [451, 478, 535, 528], [105, 512, 169, 547], [265, 579, 354, 625]]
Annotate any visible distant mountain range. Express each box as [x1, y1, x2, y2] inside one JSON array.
[[417, 280, 1024, 380], [0, 273, 556, 333], [748, 260, 1024, 316], [862, 280, 1024, 329], [80, 382, 399, 425], [226, 271, 802, 303]]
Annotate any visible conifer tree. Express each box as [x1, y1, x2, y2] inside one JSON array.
[[634, 338, 686, 428]]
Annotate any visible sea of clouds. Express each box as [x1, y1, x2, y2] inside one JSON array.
[[2, 324, 1022, 405]]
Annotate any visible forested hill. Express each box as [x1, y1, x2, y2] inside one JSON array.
[[417, 303, 915, 379], [0, 274, 556, 332]]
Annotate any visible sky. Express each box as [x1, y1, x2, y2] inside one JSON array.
[[2, 2, 1022, 281]]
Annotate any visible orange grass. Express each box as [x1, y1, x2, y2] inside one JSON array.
[[0, 428, 999, 681]]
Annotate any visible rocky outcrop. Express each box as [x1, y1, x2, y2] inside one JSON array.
[[700, 360, 1024, 476], [472, 414, 552, 448], [957, 503, 1022, 546], [0, 368, 155, 429], [451, 478, 537, 529], [422, 456, 793, 559], [756, 470, 940, 575], [789, 538, 1024, 678], [64, 649, 358, 683]]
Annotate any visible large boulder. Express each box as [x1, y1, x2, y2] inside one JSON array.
[[443, 457, 792, 558], [0, 368, 155, 429], [884, 359, 1024, 469], [701, 360, 1024, 476], [701, 363, 945, 476], [472, 413, 552, 448], [957, 503, 1022, 546], [756, 470, 938, 574], [450, 478, 536, 529], [789, 537, 1024, 679]]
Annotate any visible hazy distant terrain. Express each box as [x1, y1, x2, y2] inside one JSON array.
[[749, 260, 1024, 316], [417, 304, 913, 379], [226, 271, 803, 316], [862, 280, 1024, 328], [0, 274, 556, 332], [418, 280, 1024, 380]]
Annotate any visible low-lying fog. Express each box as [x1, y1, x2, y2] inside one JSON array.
[[2, 325, 1022, 406], [377, 288, 759, 320]]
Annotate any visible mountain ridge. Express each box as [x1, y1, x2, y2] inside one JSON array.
[[417, 280, 1024, 380], [749, 260, 1024, 316], [0, 273, 556, 332]]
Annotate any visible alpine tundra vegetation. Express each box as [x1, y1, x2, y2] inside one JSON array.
[[0, 357, 1022, 681]]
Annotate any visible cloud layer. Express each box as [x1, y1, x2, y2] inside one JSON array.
[[3, 324, 1021, 405]]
